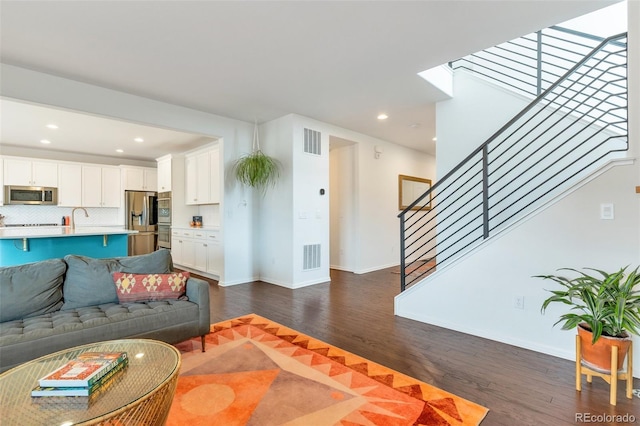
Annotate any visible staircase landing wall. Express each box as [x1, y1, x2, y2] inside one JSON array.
[[435, 70, 531, 179]]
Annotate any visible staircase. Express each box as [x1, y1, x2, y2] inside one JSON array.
[[398, 28, 628, 292]]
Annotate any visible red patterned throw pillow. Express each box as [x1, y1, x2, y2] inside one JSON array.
[[111, 272, 190, 303]]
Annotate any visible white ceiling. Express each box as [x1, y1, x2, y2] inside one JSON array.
[[0, 0, 617, 161]]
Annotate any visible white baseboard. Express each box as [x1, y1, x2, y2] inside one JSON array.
[[354, 262, 398, 274]]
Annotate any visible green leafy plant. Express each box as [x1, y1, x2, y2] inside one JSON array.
[[234, 150, 280, 189], [538, 267, 640, 344], [233, 121, 281, 193]]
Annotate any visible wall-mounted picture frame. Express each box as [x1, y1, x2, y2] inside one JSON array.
[[398, 174, 432, 211]]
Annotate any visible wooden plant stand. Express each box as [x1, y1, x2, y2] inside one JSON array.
[[576, 335, 633, 405]]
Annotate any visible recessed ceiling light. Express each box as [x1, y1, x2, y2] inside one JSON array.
[[46, 124, 58, 129], [134, 137, 144, 143], [377, 114, 388, 120], [116, 149, 124, 153], [40, 139, 51, 144], [432, 137, 437, 142]]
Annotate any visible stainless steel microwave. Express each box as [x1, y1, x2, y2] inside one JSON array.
[[4, 186, 58, 205]]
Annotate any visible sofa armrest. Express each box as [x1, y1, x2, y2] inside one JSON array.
[[185, 276, 210, 337]]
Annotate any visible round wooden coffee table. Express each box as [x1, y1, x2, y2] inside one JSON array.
[[0, 339, 181, 425]]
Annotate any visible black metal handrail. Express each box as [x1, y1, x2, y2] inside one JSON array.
[[399, 31, 627, 292]]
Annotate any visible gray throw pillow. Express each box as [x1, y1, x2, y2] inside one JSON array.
[[0, 258, 67, 322], [61, 249, 173, 310]]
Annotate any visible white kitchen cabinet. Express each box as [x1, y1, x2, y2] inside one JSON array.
[[57, 164, 82, 207], [171, 236, 182, 265], [4, 158, 58, 187], [209, 146, 220, 204], [171, 227, 221, 277], [182, 239, 195, 268], [171, 228, 196, 268], [184, 155, 198, 205], [122, 167, 157, 191], [82, 165, 121, 207], [193, 229, 208, 271], [205, 230, 222, 275], [184, 145, 220, 205], [195, 152, 210, 203], [156, 156, 172, 192]]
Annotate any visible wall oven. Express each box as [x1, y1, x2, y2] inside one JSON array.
[[157, 191, 171, 224], [5, 186, 58, 205], [157, 224, 171, 249], [157, 192, 171, 249]]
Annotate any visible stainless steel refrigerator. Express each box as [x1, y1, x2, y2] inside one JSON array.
[[125, 190, 158, 256]]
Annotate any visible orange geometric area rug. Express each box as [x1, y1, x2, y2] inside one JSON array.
[[168, 314, 488, 426]]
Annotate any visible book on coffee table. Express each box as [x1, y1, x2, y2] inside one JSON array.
[[38, 351, 127, 388], [32, 357, 129, 397]]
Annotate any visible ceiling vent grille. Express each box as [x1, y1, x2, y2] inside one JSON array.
[[303, 243, 321, 270], [304, 128, 321, 155]]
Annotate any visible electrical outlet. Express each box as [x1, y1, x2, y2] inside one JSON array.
[[514, 296, 525, 310]]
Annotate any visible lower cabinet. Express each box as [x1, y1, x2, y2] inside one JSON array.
[[171, 228, 221, 278]]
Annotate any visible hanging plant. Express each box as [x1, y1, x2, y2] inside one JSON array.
[[233, 121, 281, 193]]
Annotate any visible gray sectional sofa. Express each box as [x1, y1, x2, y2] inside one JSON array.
[[0, 249, 210, 373]]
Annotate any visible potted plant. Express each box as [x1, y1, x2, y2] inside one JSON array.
[[233, 121, 281, 194], [538, 266, 640, 372]]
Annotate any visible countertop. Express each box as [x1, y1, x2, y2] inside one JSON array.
[[171, 226, 220, 231], [0, 226, 138, 239]]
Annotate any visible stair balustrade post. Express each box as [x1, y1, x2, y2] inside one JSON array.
[[537, 30, 543, 95], [482, 145, 489, 239], [399, 213, 406, 292]]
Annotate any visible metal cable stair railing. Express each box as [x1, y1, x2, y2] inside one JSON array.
[[398, 31, 628, 292]]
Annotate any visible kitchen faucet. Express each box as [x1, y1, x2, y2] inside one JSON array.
[[71, 207, 89, 230]]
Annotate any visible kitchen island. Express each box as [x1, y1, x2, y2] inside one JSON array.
[[0, 227, 137, 267]]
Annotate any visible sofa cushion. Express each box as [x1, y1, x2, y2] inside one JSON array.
[[112, 272, 189, 303], [0, 299, 201, 371], [62, 249, 173, 310], [0, 259, 67, 322]]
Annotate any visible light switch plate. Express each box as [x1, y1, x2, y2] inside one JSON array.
[[600, 203, 614, 220]]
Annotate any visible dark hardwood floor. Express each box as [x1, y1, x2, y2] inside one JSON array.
[[199, 268, 638, 425]]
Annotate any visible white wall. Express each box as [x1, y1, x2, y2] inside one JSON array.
[[257, 115, 295, 287], [330, 142, 356, 271], [257, 114, 332, 289], [292, 117, 331, 287], [354, 131, 435, 273], [0, 64, 255, 286], [289, 115, 436, 275], [436, 71, 531, 178], [258, 113, 436, 287]]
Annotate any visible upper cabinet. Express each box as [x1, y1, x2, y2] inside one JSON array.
[[82, 166, 121, 207], [58, 164, 82, 207], [156, 156, 172, 192], [122, 167, 157, 192], [184, 145, 220, 205], [4, 158, 58, 187], [209, 146, 220, 203]]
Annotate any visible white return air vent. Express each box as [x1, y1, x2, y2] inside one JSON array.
[[303, 244, 321, 270], [304, 128, 321, 155]]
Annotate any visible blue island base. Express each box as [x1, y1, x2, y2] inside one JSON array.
[[0, 234, 128, 267]]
